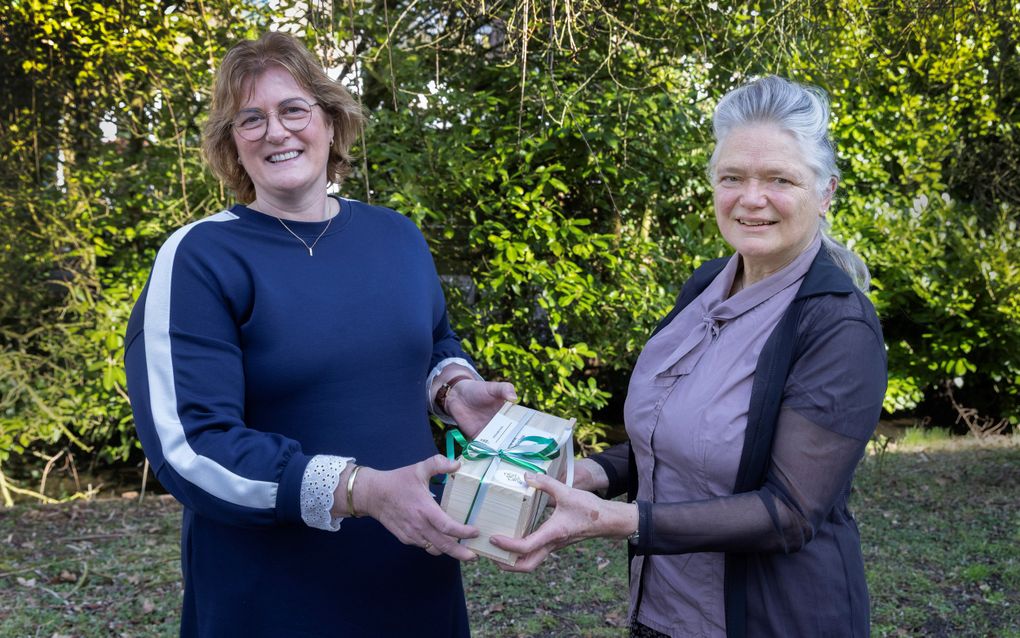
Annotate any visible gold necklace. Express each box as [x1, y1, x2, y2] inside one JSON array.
[[273, 201, 335, 256]]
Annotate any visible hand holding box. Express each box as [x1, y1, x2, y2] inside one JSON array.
[[440, 402, 575, 564]]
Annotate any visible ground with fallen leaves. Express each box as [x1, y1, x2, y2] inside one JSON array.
[[0, 494, 181, 637], [1, 435, 1017, 637]]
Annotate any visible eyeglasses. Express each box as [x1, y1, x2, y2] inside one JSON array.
[[232, 98, 321, 142]]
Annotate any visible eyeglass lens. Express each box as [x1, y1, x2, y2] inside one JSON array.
[[233, 98, 317, 141]]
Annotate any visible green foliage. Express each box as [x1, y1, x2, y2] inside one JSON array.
[[1, 0, 1019, 486], [804, 1, 1020, 420], [855, 195, 1020, 420], [0, 0, 263, 472], [357, 0, 1020, 431], [352, 4, 726, 449]]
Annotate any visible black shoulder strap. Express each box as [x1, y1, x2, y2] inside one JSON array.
[[651, 258, 728, 338], [630, 257, 728, 616], [735, 297, 807, 491], [723, 296, 808, 638]]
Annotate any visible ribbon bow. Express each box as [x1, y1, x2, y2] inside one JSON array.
[[446, 429, 560, 475]]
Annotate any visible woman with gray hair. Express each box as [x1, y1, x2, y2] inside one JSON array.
[[492, 76, 886, 637]]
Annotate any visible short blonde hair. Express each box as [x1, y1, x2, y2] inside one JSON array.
[[202, 31, 365, 203]]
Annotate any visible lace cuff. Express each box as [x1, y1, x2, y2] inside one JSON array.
[[300, 454, 354, 531]]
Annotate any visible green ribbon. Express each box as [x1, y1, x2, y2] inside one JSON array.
[[445, 429, 560, 475]]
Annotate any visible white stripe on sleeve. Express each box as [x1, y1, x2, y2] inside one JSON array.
[[143, 210, 279, 510]]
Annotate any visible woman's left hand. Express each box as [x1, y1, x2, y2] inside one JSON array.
[[445, 379, 517, 438], [488, 472, 637, 573], [353, 455, 481, 561]]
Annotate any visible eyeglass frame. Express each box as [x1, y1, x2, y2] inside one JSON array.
[[231, 97, 322, 142]]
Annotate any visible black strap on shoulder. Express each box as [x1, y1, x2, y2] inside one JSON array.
[[734, 297, 806, 491], [652, 258, 728, 338], [723, 296, 807, 638], [629, 258, 728, 617]]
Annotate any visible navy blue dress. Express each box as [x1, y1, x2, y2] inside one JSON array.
[[125, 198, 471, 637]]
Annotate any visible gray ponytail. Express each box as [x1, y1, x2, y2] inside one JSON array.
[[710, 75, 871, 291], [820, 219, 871, 291]]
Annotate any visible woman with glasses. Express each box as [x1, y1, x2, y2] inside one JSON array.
[[124, 31, 514, 637]]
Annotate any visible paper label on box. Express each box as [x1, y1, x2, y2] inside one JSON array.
[[474, 413, 519, 449]]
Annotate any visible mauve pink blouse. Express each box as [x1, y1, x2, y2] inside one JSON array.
[[624, 235, 821, 637]]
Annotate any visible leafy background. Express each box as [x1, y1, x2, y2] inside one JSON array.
[[1, 0, 1018, 498]]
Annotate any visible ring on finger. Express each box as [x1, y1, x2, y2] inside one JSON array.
[[423, 541, 433, 551]]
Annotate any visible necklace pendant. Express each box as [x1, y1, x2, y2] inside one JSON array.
[[273, 209, 332, 258]]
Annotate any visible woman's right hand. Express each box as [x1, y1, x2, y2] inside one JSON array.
[[489, 471, 637, 572], [341, 455, 480, 561], [569, 457, 609, 493]]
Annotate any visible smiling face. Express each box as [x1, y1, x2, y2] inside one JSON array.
[[712, 123, 834, 283], [233, 65, 333, 206]]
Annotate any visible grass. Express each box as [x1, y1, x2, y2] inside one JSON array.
[[899, 425, 953, 447], [854, 435, 1020, 638], [0, 495, 183, 637], [1, 435, 1018, 637]]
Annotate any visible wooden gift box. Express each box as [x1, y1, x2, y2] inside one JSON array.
[[440, 402, 575, 565]]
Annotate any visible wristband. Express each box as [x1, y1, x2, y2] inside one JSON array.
[[628, 504, 641, 545]]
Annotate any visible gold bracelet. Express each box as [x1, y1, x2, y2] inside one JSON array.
[[346, 464, 363, 518]]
